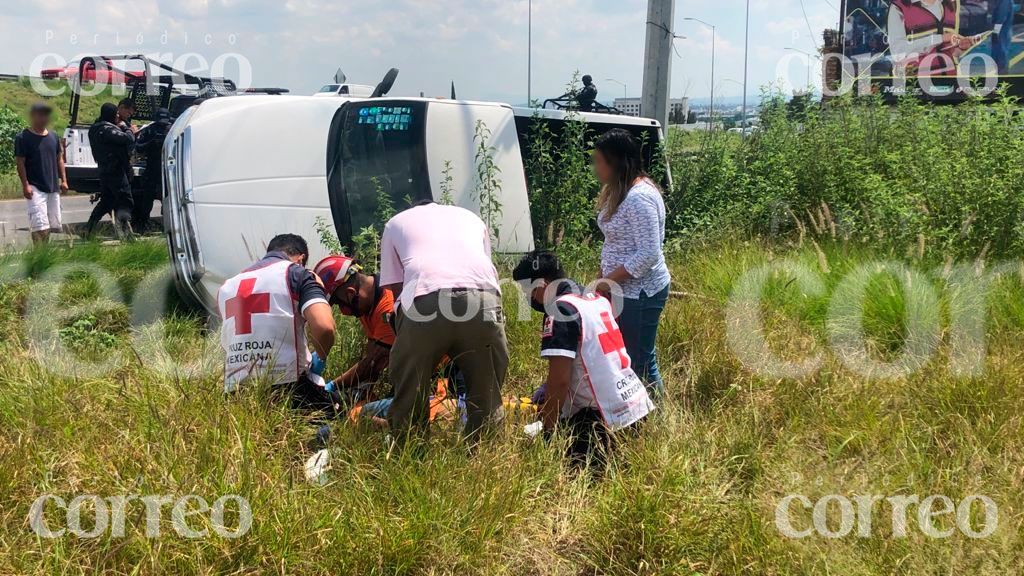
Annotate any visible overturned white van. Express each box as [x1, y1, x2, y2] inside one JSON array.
[[163, 95, 665, 312]]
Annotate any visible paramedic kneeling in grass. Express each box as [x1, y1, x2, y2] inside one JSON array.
[[313, 255, 394, 399], [514, 251, 654, 467], [218, 234, 339, 416]]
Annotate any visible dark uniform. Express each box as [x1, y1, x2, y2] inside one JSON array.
[[578, 76, 598, 112], [132, 109, 171, 233], [87, 112, 135, 236]]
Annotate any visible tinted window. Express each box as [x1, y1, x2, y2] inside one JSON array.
[[327, 101, 432, 249], [319, 84, 340, 93], [513, 114, 667, 188]]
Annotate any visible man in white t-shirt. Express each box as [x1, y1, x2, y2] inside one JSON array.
[[379, 201, 508, 439]]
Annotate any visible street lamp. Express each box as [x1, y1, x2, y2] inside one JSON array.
[[721, 78, 744, 131], [683, 17, 715, 130], [721, 78, 744, 94], [741, 0, 750, 137], [785, 47, 817, 90], [527, 0, 532, 105], [605, 78, 627, 100]]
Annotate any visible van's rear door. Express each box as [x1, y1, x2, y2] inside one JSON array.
[[326, 101, 433, 251], [327, 99, 534, 253]]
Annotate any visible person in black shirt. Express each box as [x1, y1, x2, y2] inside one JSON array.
[[86, 103, 135, 238], [132, 107, 171, 233], [15, 102, 66, 244]]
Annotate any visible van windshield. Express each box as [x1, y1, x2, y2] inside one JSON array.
[[327, 101, 431, 249]]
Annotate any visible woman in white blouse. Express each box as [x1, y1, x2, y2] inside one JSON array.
[[592, 129, 671, 396]]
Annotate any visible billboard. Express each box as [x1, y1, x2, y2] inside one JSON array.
[[841, 0, 1023, 100]]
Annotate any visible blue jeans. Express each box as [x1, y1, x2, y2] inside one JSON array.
[[990, 0, 1015, 73], [618, 285, 669, 397]]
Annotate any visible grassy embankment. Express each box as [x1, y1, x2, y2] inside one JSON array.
[[0, 236, 1021, 575], [0, 78, 121, 199]]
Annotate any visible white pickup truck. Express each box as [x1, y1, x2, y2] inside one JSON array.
[[62, 54, 238, 195], [163, 91, 666, 312]]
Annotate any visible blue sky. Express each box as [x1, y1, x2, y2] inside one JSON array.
[[1, 0, 839, 103]]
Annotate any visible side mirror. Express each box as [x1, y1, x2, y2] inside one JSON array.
[[371, 68, 400, 98]]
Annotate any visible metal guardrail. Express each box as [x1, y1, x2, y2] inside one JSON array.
[[0, 74, 22, 82]]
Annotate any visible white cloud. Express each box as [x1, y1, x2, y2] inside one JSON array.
[[0, 0, 842, 102]]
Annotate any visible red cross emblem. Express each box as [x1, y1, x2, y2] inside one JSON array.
[[224, 277, 270, 336], [598, 310, 630, 370]]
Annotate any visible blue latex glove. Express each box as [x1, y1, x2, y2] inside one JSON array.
[[531, 382, 548, 405], [310, 352, 326, 376]]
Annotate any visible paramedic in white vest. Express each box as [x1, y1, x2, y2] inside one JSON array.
[[218, 234, 339, 415], [513, 251, 654, 466]]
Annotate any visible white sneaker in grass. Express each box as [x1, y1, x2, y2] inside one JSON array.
[[304, 448, 332, 485]]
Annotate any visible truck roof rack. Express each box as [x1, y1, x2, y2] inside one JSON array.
[[541, 95, 625, 115], [68, 54, 236, 126]]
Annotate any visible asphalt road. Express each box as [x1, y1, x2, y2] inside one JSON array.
[[0, 194, 162, 248]]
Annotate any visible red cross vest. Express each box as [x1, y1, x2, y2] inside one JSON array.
[[556, 293, 655, 430], [218, 259, 308, 391], [891, 0, 958, 75]]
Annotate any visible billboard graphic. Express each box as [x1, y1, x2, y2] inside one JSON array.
[[842, 0, 1023, 99]]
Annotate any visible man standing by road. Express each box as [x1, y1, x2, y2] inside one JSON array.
[[86, 103, 135, 238], [15, 102, 66, 244], [218, 234, 339, 415], [380, 201, 508, 440]]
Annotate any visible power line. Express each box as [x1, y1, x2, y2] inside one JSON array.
[[798, 0, 821, 51], [645, 20, 686, 58]]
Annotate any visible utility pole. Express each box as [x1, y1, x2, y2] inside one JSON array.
[[641, 0, 676, 130]]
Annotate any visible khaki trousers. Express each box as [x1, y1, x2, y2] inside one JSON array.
[[389, 289, 509, 439]]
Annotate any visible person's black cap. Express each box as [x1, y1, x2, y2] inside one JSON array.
[[30, 101, 53, 114]]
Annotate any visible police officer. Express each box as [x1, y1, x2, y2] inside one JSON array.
[[132, 107, 172, 233], [578, 75, 598, 112], [86, 102, 135, 238], [513, 250, 654, 468], [218, 234, 339, 416]]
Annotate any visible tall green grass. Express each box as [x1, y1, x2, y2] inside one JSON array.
[[0, 239, 1021, 574]]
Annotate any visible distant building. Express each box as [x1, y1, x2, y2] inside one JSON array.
[[613, 97, 689, 123]]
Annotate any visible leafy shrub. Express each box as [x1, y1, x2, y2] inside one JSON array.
[[473, 120, 503, 243], [666, 88, 1024, 258], [524, 77, 600, 249], [0, 105, 22, 175]]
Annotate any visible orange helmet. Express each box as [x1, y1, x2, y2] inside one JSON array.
[[313, 255, 360, 297]]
